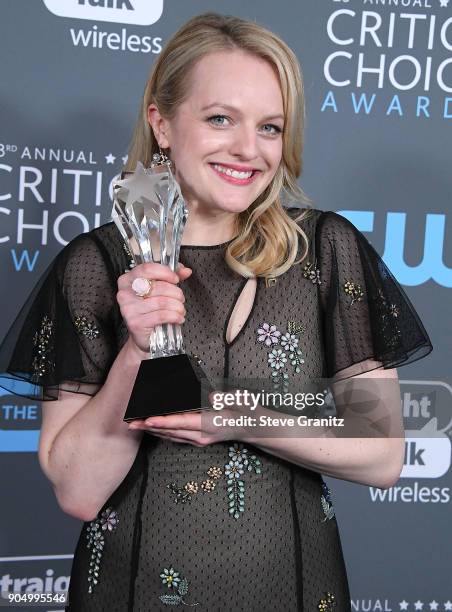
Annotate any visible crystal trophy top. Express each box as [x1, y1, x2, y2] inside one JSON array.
[[112, 160, 189, 359]]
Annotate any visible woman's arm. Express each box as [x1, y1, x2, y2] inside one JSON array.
[[238, 364, 405, 489], [38, 261, 191, 522], [38, 337, 146, 522]]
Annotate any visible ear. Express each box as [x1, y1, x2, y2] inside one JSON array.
[[147, 103, 171, 148]]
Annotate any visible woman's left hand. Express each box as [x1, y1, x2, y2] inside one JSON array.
[[127, 392, 242, 446]]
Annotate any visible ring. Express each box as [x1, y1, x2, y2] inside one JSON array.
[[131, 277, 154, 298]]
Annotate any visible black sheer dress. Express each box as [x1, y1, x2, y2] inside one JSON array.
[[0, 208, 433, 611]]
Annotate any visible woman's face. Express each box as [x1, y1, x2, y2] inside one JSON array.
[[156, 50, 285, 216]]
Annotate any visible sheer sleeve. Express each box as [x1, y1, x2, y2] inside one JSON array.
[[315, 211, 433, 381], [0, 232, 120, 400]]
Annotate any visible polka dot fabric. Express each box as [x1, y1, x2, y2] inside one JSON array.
[[0, 207, 432, 611]]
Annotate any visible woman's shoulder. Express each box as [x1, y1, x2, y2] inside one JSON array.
[[54, 221, 126, 282]]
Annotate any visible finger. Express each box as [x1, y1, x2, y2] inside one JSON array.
[[144, 413, 202, 430], [146, 431, 194, 444], [123, 295, 186, 317], [118, 263, 179, 289], [118, 281, 185, 306], [148, 428, 205, 444]]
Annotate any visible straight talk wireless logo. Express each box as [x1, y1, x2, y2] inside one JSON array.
[[42, 0, 164, 53], [369, 381, 452, 505]]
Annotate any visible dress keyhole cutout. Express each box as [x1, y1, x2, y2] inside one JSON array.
[[225, 278, 257, 345]]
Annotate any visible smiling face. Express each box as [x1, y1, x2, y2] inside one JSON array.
[[151, 50, 285, 217]]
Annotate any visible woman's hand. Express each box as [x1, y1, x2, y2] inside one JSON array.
[[116, 262, 192, 353], [127, 393, 243, 446]]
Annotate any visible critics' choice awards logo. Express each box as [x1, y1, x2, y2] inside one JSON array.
[[322, 5, 452, 118], [42, 0, 164, 26]]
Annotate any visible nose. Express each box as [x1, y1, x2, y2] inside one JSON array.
[[229, 124, 259, 161]]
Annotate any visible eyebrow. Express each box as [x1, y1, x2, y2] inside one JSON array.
[[200, 102, 284, 122]]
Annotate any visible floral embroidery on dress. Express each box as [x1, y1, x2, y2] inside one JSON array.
[[376, 289, 402, 350], [159, 567, 199, 606], [31, 315, 55, 383], [74, 315, 100, 339], [257, 321, 305, 394], [167, 465, 223, 504], [320, 482, 335, 522], [86, 507, 119, 594], [342, 280, 364, 306], [166, 445, 262, 520], [225, 442, 262, 520], [302, 259, 321, 285], [257, 323, 281, 347], [318, 592, 336, 611]]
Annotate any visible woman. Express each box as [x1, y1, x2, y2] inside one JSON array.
[[0, 12, 432, 612]]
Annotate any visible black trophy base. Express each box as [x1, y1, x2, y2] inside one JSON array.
[[123, 353, 212, 422]]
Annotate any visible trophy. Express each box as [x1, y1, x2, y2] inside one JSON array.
[[112, 156, 211, 422]]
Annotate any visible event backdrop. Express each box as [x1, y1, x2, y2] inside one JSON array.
[[0, 0, 450, 610]]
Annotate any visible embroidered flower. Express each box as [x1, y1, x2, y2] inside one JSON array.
[[318, 592, 336, 611], [302, 260, 321, 285], [228, 442, 249, 465], [280, 332, 299, 352], [343, 280, 364, 306], [86, 506, 119, 594], [74, 315, 100, 339], [268, 348, 287, 370], [288, 348, 305, 375], [225, 443, 263, 519], [200, 479, 217, 492], [256, 321, 306, 396], [206, 466, 223, 479], [99, 508, 119, 531], [31, 315, 55, 383], [320, 482, 335, 522], [287, 321, 305, 335], [158, 568, 199, 606], [167, 466, 222, 504], [257, 323, 281, 347], [224, 460, 245, 480], [376, 290, 402, 349], [184, 481, 199, 494], [160, 567, 181, 589]]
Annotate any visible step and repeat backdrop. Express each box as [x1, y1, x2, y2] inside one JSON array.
[[0, 0, 450, 610]]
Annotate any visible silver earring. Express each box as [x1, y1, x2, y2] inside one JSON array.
[[151, 146, 171, 168]]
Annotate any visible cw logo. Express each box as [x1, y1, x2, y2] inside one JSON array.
[[339, 210, 451, 287], [42, 0, 164, 26]]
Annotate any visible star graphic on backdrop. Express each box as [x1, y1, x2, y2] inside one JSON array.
[[414, 601, 424, 610], [105, 153, 116, 164], [122, 155, 128, 164], [428, 602, 439, 611], [399, 602, 409, 610], [444, 602, 452, 611], [439, 0, 449, 7]]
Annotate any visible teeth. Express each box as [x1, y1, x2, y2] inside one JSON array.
[[213, 164, 253, 179]]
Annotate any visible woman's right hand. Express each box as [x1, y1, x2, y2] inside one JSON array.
[[116, 262, 192, 353]]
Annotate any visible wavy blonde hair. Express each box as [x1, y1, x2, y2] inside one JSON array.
[[125, 12, 314, 279]]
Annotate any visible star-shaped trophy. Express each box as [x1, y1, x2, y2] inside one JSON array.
[[112, 157, 211, 421]]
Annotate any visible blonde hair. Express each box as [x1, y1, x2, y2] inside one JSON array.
[[125, 12, 314, 279]]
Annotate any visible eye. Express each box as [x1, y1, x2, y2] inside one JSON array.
[[261, 123, 283, 136], [207, 115, 231, 127]]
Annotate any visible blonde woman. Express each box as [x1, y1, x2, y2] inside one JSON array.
[[1, 12, 432, 611]]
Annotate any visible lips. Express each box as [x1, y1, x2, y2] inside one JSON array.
[[209, 163, 260, 185], [210, 162, 260, 173]]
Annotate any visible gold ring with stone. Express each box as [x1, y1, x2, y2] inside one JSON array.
[[131, 277, 154, 298]]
